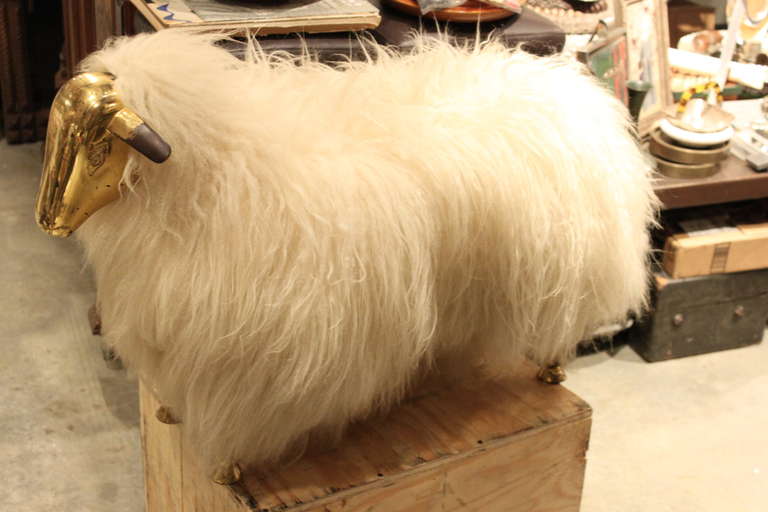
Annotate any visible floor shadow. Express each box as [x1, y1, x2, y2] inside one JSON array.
[[97, 372, 140, 429]]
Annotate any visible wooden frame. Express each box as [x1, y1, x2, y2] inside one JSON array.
[[621, 0, 673, 136], [577, 27, 630, 107]]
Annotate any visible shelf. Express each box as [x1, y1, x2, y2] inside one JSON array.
[[654, 156, 768, 210]]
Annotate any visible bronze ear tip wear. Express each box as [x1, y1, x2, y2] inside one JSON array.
[[126, 123, 171, 163], [35, 72, 172, 237]]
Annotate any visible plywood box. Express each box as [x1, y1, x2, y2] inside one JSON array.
[[662, 201, 768, 279], [140, 365, 591, 512]]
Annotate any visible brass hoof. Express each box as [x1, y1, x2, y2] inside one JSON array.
[[213, 463, 242, 486], [88, 304, 102, 335], [537, 364, 566, 385], [155, 406, 181, 425], [101, 344, 123, 370]]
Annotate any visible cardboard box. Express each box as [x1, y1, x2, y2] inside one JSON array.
[[662, 201, 768, 278]]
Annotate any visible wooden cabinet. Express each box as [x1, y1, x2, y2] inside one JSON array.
[[630, 269, 768, 362], [0, 0, 62, 142], [0, 0, 119, 143], [61, 0, 117, 79]]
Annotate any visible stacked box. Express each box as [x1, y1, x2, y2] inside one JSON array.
[[661, 200, 768, 279]]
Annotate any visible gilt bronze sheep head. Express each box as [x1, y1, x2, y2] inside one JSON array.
[[35, 72, 171, 237]]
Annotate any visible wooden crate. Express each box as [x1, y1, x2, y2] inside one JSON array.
[[140, 366, 591, 512]]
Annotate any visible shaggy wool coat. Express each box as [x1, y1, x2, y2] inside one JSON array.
[[76, 30, 657, 471]]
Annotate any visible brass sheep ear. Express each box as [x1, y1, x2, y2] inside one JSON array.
[[107, 108, 171, 164]]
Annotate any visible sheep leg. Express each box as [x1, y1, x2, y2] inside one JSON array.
[[87, 304, 101, 335], [155, 405, 181, 425], [100, 343, 124, 370], [537, 364, 566, 384], [89, 303, 124, 370]]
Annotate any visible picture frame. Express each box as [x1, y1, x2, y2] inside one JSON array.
[[577, 27, 630, 107], [621, 0, 673, 136]]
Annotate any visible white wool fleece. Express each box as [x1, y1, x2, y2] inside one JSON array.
[[76, 29, 658, 471]]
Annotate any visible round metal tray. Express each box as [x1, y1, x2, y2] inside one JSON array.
[[654, 156, 721, 179], [385, 0, 520, 22], [649, 128, 730, 165]]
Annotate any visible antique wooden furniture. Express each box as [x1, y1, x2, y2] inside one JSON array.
[[0, 0, 117, 143], [140, 365, 591, 512], [630, 269, 768, 362], [0, 0, 61, 142], [633, 158, 768, 361], [61, 0, 117, 79]]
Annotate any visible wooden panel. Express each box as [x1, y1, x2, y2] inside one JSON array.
[[141, 363, 591, 511], [140, 384, 184, 512], [61, 0, 101, 77], [0, 0, 33, 142], [305, 419, 589, 512], [0, 0, 60, 142], [93, 0, 115, 46], [61, 0, 78, 77], [653, 156, 768, 210], [0, 1, 31, 107], [242, 373, 589, 511]]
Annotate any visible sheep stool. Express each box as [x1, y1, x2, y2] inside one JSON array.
[[36, 29, 656, 480]]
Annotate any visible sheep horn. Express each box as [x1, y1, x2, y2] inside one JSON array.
[[107, 108, 172, 163]]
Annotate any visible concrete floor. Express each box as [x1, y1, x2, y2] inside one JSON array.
[[568, 338, 768, 512], [0, 141, 143, 511], [1, 140, 766, 511]]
